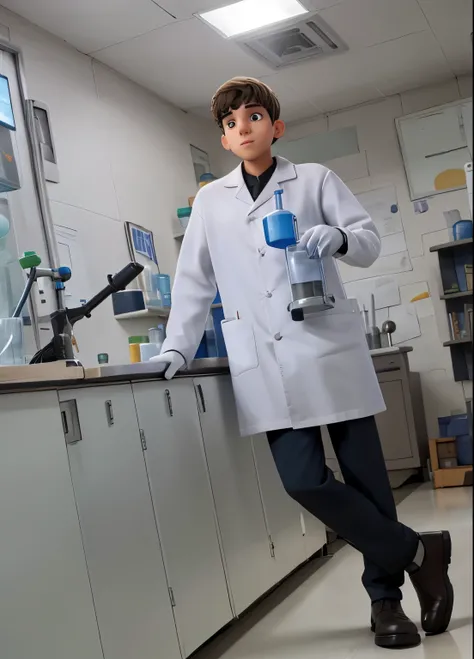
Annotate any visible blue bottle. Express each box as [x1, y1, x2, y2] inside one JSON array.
[[262, 190, 297, 249]]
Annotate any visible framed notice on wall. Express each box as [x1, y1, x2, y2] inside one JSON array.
[[396, 98, 473, 201]]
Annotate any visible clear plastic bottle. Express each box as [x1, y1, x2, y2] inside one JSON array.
[[285, 244, 325, 300], [204, 315, 217, 358]]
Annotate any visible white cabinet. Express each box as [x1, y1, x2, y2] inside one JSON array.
[[59, 385, 181, 659], [251, 434, 307, 582], [194, 375, 275, 615], [133, 379, 233, 657], [0, 392, 103, 659]]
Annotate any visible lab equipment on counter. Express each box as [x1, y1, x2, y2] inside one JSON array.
[[112, 289, 146, 315], [153, 273, 171, 308], [14, 251, 71, 319], [177, 207, 192, 232], [30, 261, 144, 364], [129, 336, 148, 364], [0, 317, 23, 365], [139, 264, 162, 307], [382, 320, 397, 347], [140, 342, 160, 362], [367, 293, 381, 349], [452, 219, 473, 240], [263, 189, 334, 321], [149, 324, 166, 351]]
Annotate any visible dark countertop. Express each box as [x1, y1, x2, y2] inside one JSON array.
[[0, 348, 413, 394]]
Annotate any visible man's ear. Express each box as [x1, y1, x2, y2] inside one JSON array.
[[273, 119, 285, 140], [221, 134, 232, 151]]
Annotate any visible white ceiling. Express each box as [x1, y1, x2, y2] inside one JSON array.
[[1, 0, 472, 122]]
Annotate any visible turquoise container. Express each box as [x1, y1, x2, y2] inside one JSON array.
[[262, 190, 297, 250]]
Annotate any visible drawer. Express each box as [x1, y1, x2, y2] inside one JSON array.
[[372, 354, 402, 373]]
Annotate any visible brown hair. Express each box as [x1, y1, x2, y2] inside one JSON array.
[[211, 77, 281, 130]]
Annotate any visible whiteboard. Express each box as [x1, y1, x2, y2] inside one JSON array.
[[396, 98, 472, 200]]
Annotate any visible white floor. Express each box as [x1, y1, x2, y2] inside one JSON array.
[[198, 485, 472, 659]]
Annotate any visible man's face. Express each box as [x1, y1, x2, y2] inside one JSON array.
[[220, 103, 285, 160]]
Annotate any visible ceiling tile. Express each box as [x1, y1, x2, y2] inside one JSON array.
[[155, 0, 240, 20], [358, 30, 454, 95], [418, 0, 473, 74], [94, 17, 274, 108], [159, 0, 343, 21], [268, 47, 385, 113], [1, 0, 174, 53], [259, 73, 323, 120], [318, 0, 429, 48]]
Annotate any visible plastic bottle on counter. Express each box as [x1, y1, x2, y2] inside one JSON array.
[[129, 335, 148, 363]]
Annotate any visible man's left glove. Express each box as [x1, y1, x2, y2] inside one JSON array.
[[300, 225, 344, 258]]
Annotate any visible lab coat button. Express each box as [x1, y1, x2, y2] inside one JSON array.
[[274, 333, 282, 341], [258, 247, 266, 257], [266, 292, 272, 298]]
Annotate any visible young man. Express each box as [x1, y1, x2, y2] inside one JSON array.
[[152, 78, 454, 649]]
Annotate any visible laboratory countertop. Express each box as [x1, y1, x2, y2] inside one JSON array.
[[0, 347, 412, 394]]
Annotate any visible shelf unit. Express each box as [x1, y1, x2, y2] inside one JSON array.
[[114, 308, 170, 321], [431, 238, 472, 382]]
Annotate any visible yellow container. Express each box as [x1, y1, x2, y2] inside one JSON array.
[[129, 335, 148, 363]]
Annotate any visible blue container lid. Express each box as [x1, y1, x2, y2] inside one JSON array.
[[200, 173, 216, 182]]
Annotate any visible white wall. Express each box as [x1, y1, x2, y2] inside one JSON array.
[[0, 6, 225, 367], [279, 76, 473, 437]]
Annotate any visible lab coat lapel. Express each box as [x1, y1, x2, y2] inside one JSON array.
[[248, 156, 298, 216], [222, 162, 253, 207]]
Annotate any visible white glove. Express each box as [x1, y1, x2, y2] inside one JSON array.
[[150, 351, 185, 380], [299, 225, 344, 258]]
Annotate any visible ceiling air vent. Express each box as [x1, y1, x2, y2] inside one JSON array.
[[238, 15, 346, 68]]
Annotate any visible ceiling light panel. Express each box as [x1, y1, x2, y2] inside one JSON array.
[[197, 0, 309, 38]]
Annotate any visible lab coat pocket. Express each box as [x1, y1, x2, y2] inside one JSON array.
[[221, 318, 259, 377]]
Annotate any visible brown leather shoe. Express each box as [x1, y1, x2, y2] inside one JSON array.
[[409, 531, 454, 635], [371, 600, 420, 648]]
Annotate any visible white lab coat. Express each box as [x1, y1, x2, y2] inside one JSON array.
[[162, 156, 386, 436]]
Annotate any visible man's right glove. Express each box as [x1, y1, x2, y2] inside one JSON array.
[[149, 351, 185, 380]]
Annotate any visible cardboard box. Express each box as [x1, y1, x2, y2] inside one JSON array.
[[439, 458, 458, 469], [437, 441, 458, 460], [429, 438, 473, 488]]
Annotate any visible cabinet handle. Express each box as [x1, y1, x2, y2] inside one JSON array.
[[165, 389, 173, 417], [196, 384, 206, 413], [59, 400, 82, 445], [61, 410, 69, 435], [105, 400, 114, 426]]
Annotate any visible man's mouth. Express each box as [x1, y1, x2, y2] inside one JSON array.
[[241, 140, 254, 146]]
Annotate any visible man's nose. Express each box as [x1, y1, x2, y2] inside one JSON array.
[[239, 120, 251, 135]]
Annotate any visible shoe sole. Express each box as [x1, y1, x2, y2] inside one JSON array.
[[371, 622, 422, 649], [374, 632, 422, 649], [424, 530, 454, 636]]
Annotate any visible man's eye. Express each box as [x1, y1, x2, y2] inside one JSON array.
[[250, 112, 263, 121], [227, 120, 236, 129]]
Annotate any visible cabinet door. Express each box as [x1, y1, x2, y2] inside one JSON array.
[[133, 380, 233, 657], [194, 375, 275, 615], [376, 380, 413, 461], [59, 385, 180, 659], [0, 392, 103, 659], [251, 434, 307, 582]]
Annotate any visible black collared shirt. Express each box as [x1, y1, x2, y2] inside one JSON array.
[[242, 158, 277, 202]]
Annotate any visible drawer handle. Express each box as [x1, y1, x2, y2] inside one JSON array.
[[196, 384, 206, 413], [105, 400, 114, 426], [165, 389, 174, 417]]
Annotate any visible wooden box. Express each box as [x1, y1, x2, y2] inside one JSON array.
[[429, 438, 473, 489]]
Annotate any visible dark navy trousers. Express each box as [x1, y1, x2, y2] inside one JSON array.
[[267, 416, 419, 602]]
